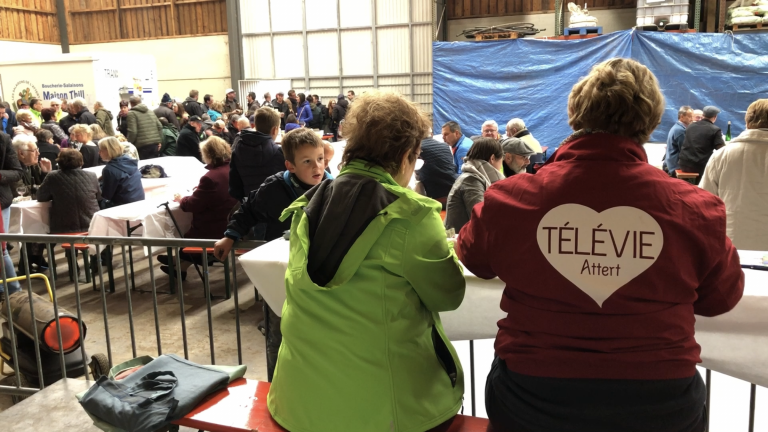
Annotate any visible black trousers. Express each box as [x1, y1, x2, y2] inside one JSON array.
[[485, 357, 707, 432], [263, 302, 282, 382], [137, 144, 159, 160]]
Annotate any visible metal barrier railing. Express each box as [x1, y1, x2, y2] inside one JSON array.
[[0, 234, 263, 400], [0, 233, 762, 430]]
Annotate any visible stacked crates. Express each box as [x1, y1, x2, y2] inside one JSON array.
[[636, 0, 690, 28]]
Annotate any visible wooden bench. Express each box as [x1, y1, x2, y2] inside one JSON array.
[[173, 379, 492, 432]]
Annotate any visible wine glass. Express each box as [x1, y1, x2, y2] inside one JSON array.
[[16, 186, 27, 197]]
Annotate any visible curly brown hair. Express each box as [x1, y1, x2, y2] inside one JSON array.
[[746, 99, 768, 129], [341, 91, 429, 175], [568, 58, 664, 144], [201, 136, 232, 166], [57, 148, 84, 170]]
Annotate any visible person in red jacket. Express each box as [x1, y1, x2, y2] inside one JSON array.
[[157, 136, 238, 280], [456, 58, 744, 432]]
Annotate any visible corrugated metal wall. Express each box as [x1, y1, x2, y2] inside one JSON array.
[[240, 0, 434, 114]]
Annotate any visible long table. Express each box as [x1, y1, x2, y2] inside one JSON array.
[[239, 238, 768, 387]]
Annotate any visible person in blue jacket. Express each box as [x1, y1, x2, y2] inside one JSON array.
[[441, 120, 474, 174], [664, 105, 693, 176], [295, 93, 313, 127], [98, 137, 145, 208]]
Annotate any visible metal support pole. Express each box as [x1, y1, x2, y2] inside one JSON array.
[[705, 368, 711, 432], [694, 0, 702, 31], [469, 340, 476, 417], [748, 383, 756, 432], [555, 0, 565, 36], [302, 0, 311, 92], [408, 0, 415, 102], [226, 0, 245, 92], [55, 0, 70, 53], [372, 0, 379, 89], [337, 0, 344, 95]]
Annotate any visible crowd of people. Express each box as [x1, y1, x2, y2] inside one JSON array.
[[1, 56, 764, 432]]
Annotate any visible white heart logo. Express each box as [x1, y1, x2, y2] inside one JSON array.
[[537, 204, 664, 307]]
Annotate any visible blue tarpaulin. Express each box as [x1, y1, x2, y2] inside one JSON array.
[[433, 30, 768, 152]]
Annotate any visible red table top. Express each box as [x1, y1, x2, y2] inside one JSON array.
[[174, 379, 492, 432]]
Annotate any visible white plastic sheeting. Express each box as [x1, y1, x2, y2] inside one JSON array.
[[239, 0, 434, 112]]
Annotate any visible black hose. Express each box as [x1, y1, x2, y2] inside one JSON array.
[[457, 22, 545, 38]]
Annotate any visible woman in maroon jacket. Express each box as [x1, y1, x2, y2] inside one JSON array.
[[456, 58, 744, 432], [158, 136, 238, 279]]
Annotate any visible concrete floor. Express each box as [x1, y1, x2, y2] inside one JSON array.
[[0, 244, 268, 417]]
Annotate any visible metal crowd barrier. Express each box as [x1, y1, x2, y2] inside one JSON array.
[[0, 233, 763, 432], [0, 233, 263, 401]]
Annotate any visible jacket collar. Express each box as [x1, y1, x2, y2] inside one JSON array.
[[461, 159, 505, 188], [338, 159, 400, 187], [452, 134, 465, 149], [550, 131, 648, 164], [732, 128, 768, 142], [676, 120, 687, 129]]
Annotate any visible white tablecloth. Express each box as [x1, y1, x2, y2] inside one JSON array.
[[239, 239, 768, 386], [84, 156, 207, 199], [88, 199, 192, 239], [9, 157, 205, 235]]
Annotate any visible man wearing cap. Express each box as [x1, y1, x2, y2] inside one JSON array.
[[154, 93, 180, 130], [223, 89, 242, 115], [678, 105, 725, 181], [501, 137, 535, 177], [177, 115, 203, 162]]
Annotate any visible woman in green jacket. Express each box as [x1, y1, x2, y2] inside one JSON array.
[[268, 91, 466, 432]]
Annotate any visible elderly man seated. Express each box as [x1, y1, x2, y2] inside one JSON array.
[[505, 118, 542, 154], [11, 134, 53, 274], [472, 120, 500, 140]]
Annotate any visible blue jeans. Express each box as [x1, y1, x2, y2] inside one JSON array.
[[1, 206, 21, 295]]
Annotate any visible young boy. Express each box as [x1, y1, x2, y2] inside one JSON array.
[[213, 127, 332, 381]]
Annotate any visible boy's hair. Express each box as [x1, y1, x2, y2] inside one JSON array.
[[255, 107, 280, 134], [282, 128, 322, 164]]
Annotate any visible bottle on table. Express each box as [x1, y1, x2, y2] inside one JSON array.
[[725, 121, 732, 142]]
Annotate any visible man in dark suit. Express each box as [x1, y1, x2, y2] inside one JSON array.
[[678, 105, 725, 182]]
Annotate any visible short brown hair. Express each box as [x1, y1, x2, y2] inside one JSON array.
[[282, 128, 322, 164], [568, 58, 664, 144], [255, 107, 280, 134], [57, 148, 84, 170], [35, 129, 53, 143], [341, 90, 429, 175], [41, 108, 56, 122], [745, 99, 768, 129], [466, 137, 503, 161], [190, 89, 199, 98], [201, 136, 232, 166]]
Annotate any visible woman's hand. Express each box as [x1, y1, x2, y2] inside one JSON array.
[[213, 237, 235, 261], [39, 158, 52, 173], [173, 193, 182, 203]]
